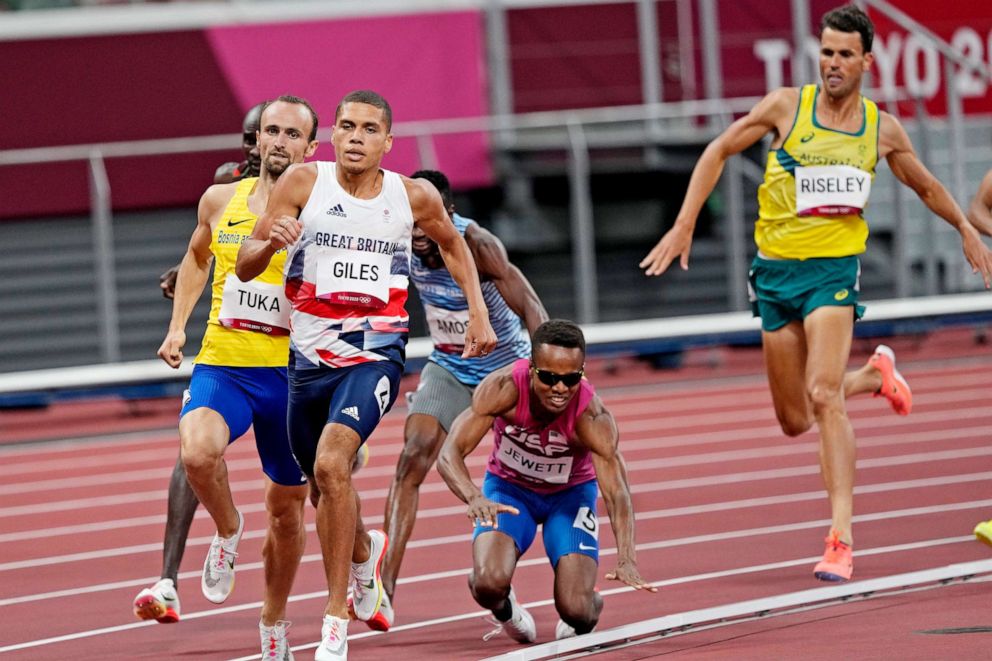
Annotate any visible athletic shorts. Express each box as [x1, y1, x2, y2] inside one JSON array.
[[181, 364, 305, 486], [288, 359, 402, 475], [748, 255, 865, 332], [408, 360, 474, 432], [473, 472, 600, 567]]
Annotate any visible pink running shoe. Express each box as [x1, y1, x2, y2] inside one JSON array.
[[869, 345, 912, 416], [813, 529, 853, 582]]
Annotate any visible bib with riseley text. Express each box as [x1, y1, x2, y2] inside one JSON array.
[[794, 164, 872, 217]]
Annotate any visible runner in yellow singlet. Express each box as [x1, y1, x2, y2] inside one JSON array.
[[151, 96, 318, 659], [640, 4, 992, 583]]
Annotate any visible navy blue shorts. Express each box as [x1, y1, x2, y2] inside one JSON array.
[[288, 360, 402, 474], [181, 364, 305, 486], [473, 472, 600, 567]]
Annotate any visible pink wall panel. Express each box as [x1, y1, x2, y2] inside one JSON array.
[[204, 11, 492, 188]]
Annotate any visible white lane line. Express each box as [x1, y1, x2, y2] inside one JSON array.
[[1, 472, 988, 593], [0, 532, 982, 655], [481, 557, 992, 660], [3, 372, 987, 471], [3, 404, 990, 507]]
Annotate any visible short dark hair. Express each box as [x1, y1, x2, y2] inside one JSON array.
[[820, 4, 874, 53], [336, 90, 393, 131], [260, 94, 319, 142], [532, 319, 586, 356], [243, 102, 265, 133], [411, 169, 453, 210]]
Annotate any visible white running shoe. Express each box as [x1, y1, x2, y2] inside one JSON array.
[[555, 619, 577, 640], [315, 615, 348, 660], [201, 510, 244, 603], [350, 529, 387, 621], [132, 578, 180, 623], [260, 620, 294, 661], [483, 588, 537, 644], [351, 444, 370, 475]]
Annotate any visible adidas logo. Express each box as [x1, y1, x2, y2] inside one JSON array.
[[326, 203, 347, 217], [342, 406, 360, 421]]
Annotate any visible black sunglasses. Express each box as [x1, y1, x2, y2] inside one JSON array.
[[532, 367, 584, 387]]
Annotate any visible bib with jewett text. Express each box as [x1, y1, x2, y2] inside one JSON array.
[[795, 164, 872, 217], [218, 274, 290, 335], [424, 303, 470, 354], [497, 424, 574, 485]]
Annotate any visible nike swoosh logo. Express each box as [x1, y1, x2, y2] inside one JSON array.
[[227, 218, 253, 227], [579, 543, 596, 551]]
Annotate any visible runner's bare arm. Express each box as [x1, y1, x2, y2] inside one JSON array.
[[579, 397, 656, 592], [235, 163, 316, 281], [880, 112, 992, 288], [967, 169, 992, 237], [160, 162, 251, 299], [437, 367, 519, 526], [640, 87, 798, 276], [406, 177, 497, 357], [465, 222, 548, 334], [156, 185, 228, 368]]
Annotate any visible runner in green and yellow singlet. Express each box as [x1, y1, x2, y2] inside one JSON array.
[[641, 4, 992, 583]]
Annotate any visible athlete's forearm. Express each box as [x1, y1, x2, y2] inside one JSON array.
[[168, 250, 211, 333], [493, 266, 548, 335], [917, 181, 972, 233], [967, 181, 992, 237], [439, 238, 490, 324], [235, 237, 276, 282], [673, 143, 728, 230], [602, 480, 638, 565], [437, 443, 482, 505]]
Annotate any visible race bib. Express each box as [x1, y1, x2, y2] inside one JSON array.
[[497, 438, 573, 484], [572, 506, 599, 539], [218, 275, 290, 335], [425, 303, 470, 354], [314, 245, 391, 308], [795, 165, 871, 217]]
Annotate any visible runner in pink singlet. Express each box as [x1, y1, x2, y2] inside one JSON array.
[[439, 319, 656, 645]]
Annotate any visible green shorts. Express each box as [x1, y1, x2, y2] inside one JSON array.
[[747, 255, 865, 332]]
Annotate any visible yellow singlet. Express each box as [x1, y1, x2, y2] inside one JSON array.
[[195, 177, 290, 367], [755, 84, 879, 259]]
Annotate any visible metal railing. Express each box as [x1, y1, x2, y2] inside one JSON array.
[[1, 0, 990, 365]]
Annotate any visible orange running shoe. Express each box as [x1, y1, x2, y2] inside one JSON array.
[[813, 529, 853, 582], [869, 345, 912, 416]]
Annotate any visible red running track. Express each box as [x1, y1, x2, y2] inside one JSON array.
[[1, 331, 991, 660]]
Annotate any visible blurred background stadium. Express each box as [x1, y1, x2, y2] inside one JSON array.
[[0, 0, 990, 377]]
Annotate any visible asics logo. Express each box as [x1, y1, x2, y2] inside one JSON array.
[[800, 131, 815, 143], [326, 203, 347, 217]]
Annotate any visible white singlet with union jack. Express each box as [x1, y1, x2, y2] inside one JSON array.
[[285, 161, 413, 369]]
